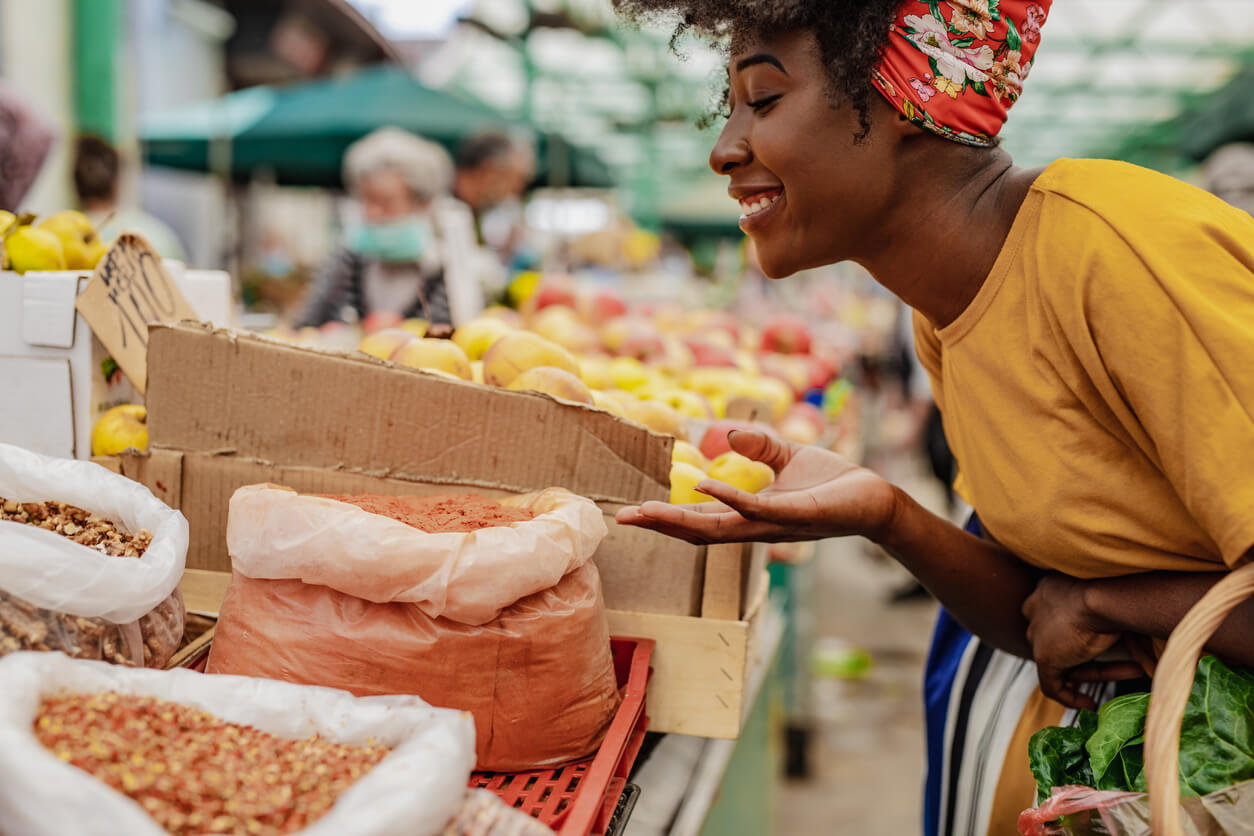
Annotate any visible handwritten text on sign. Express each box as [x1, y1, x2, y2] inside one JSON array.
[[75, 233, 200, 394]]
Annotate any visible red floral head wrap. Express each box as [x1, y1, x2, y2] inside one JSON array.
[[872, 0, 1051, 147]]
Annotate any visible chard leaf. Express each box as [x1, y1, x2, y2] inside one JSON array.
[[1177, 656, 1254, 796], [1087, 693, 1150, 791], [1028, 710, 1098, 802]]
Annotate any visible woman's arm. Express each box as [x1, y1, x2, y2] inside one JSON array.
[[1024, 562, 1254, 707], [617, 430, 1040, 658], [876, 486, 1039, 658]]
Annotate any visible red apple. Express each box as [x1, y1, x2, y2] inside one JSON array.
[[619, 333, 667, 364], [758, 351, 811, 396], [699, 420, 780, 461], [533, 280, 578, 311], [682, 337, 737, 368], [760, 314, 813, 355], [803, 353, 837, 390], [581, 287, 629, 324]]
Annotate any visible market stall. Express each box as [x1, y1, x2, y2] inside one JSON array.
[[0, 203, 867, 834]]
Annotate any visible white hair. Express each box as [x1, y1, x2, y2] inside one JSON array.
[[343, 127, 453, 203]]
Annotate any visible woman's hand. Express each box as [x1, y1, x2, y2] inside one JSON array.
[[1022, 574, 1145, 710], [615, 430, 897, 545], [426, 323, 454, 339]]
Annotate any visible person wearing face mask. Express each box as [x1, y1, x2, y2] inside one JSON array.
[[297, 128, 483, 334]]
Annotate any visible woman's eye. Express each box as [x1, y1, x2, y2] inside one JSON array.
[[746, 94, 781, 114]]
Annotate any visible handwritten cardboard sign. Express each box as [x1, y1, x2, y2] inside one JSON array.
[[74, 233, 200, 394]]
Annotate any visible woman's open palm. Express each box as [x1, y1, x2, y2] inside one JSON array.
[[616, 430, 894, 545]]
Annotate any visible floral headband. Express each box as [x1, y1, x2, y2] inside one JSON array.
[[872, 0, 1052, 146]]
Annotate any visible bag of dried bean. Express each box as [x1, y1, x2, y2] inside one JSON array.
[[0, 650, 476, 836], [209, 484, 621, 771], [0, 444, 188, 668]]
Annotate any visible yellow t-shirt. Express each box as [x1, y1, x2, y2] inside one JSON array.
[[914, 158, 1254, 578]]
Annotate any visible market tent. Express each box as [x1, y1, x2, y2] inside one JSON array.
[[1179, 65, 1254, 161], [139, 65, 612, 188]]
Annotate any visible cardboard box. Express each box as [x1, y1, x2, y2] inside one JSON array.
[[0, 268, 232, 460], [121, 322, 773, 618]]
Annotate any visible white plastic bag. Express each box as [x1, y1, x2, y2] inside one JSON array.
[[0, 443, 187, 622], [0, 651, 477, 836], [226, 485, 607, 625]]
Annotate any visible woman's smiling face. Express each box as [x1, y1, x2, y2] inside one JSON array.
[[711, 30, 902, 278]]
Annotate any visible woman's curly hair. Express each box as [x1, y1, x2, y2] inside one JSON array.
[[613, 0, 902, 137]]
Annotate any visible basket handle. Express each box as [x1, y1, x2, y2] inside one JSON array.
[[1144, 561, 1254, 835]]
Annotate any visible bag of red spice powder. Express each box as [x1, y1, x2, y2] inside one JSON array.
[[209, 484, 619, 772]]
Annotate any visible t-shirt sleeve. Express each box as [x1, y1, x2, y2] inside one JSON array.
[[1081, 209, 1254, 567]]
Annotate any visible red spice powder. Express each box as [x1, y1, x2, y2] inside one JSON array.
[[321, 493, 535, 533]]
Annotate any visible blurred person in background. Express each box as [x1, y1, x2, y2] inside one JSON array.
[[1203, 143, 1254, 218], [0, 82, 55, 211], [297, 127, 483, 334], [74, 135, 188, 260], [453, 130, 536, 261]]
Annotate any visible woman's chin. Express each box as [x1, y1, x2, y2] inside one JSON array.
[[755, 248, 802, 279]]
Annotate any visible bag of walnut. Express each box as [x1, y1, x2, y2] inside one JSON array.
[[0, 444, 189, 667]]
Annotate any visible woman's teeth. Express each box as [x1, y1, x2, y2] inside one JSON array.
[[739, 192, 782, 217]]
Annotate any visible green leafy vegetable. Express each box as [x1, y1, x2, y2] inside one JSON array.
[[1028, 710, 1097, 802], [1177, 655, 1254, 796], [1029, 657, 1254, 799], [1087, 693, 1149, 792]]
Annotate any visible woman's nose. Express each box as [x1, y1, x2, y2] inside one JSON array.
[[709, 118, 751, 175]]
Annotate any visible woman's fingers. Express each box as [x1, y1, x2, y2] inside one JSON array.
[[692, 479, 771, 520], [1037, 663, 1098, 711], [727, 429, 793, 473], [1065, 661, 1147, 683]]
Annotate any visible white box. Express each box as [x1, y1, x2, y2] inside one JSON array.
[[0, 267, 233, 459]]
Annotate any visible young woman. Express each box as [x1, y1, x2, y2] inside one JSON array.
[[612, 2, 1254, 834]]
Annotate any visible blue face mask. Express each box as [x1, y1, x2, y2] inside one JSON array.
[[349, 216, 432, 262]]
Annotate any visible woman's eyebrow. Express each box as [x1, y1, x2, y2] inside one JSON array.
[[734, 54, 788, 75]]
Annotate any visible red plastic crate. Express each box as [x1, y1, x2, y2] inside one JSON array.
[[469, 637, 653, 836], [179, 635, 653, 835]]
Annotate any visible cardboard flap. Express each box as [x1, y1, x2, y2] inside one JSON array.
[[144, 323, 671, 504], [21, 273, 84, 349]]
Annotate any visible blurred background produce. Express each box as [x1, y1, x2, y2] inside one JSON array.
[[5, 1, 1254, 833]]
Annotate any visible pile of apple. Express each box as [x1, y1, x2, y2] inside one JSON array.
[[1, 210, 108, 273], [352, 280, 847, 504]]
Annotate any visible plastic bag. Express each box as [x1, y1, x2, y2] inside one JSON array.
[[0, 444, 188, 667], [0, 650, 475, 836], [444, 790, 556, 836], [1018, 783, 1254, 836], [225, 484, 606, 625], [209, 561, 621, 771]]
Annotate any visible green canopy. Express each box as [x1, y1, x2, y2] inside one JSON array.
[[139, 65, 612, 188], [1179, 65, 1254, 162]]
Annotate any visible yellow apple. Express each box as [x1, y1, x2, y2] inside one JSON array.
[[592, 390, 629, 418], [452, 317, 513, 360], [707, 451, 775, 494], [482, 331, 580, 387], [671, 440, 710, 471], [91, 404, 148, 456], [623, 398, 688, 440], [669, 462, 710, 505], [357, 328, 416, 361], [392, 338, 473, 380], [608, 356, 651, 392], [507, 366, 595, 405]]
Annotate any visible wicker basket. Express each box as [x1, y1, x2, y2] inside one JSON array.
[[1144, 561, 1254, 835]]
